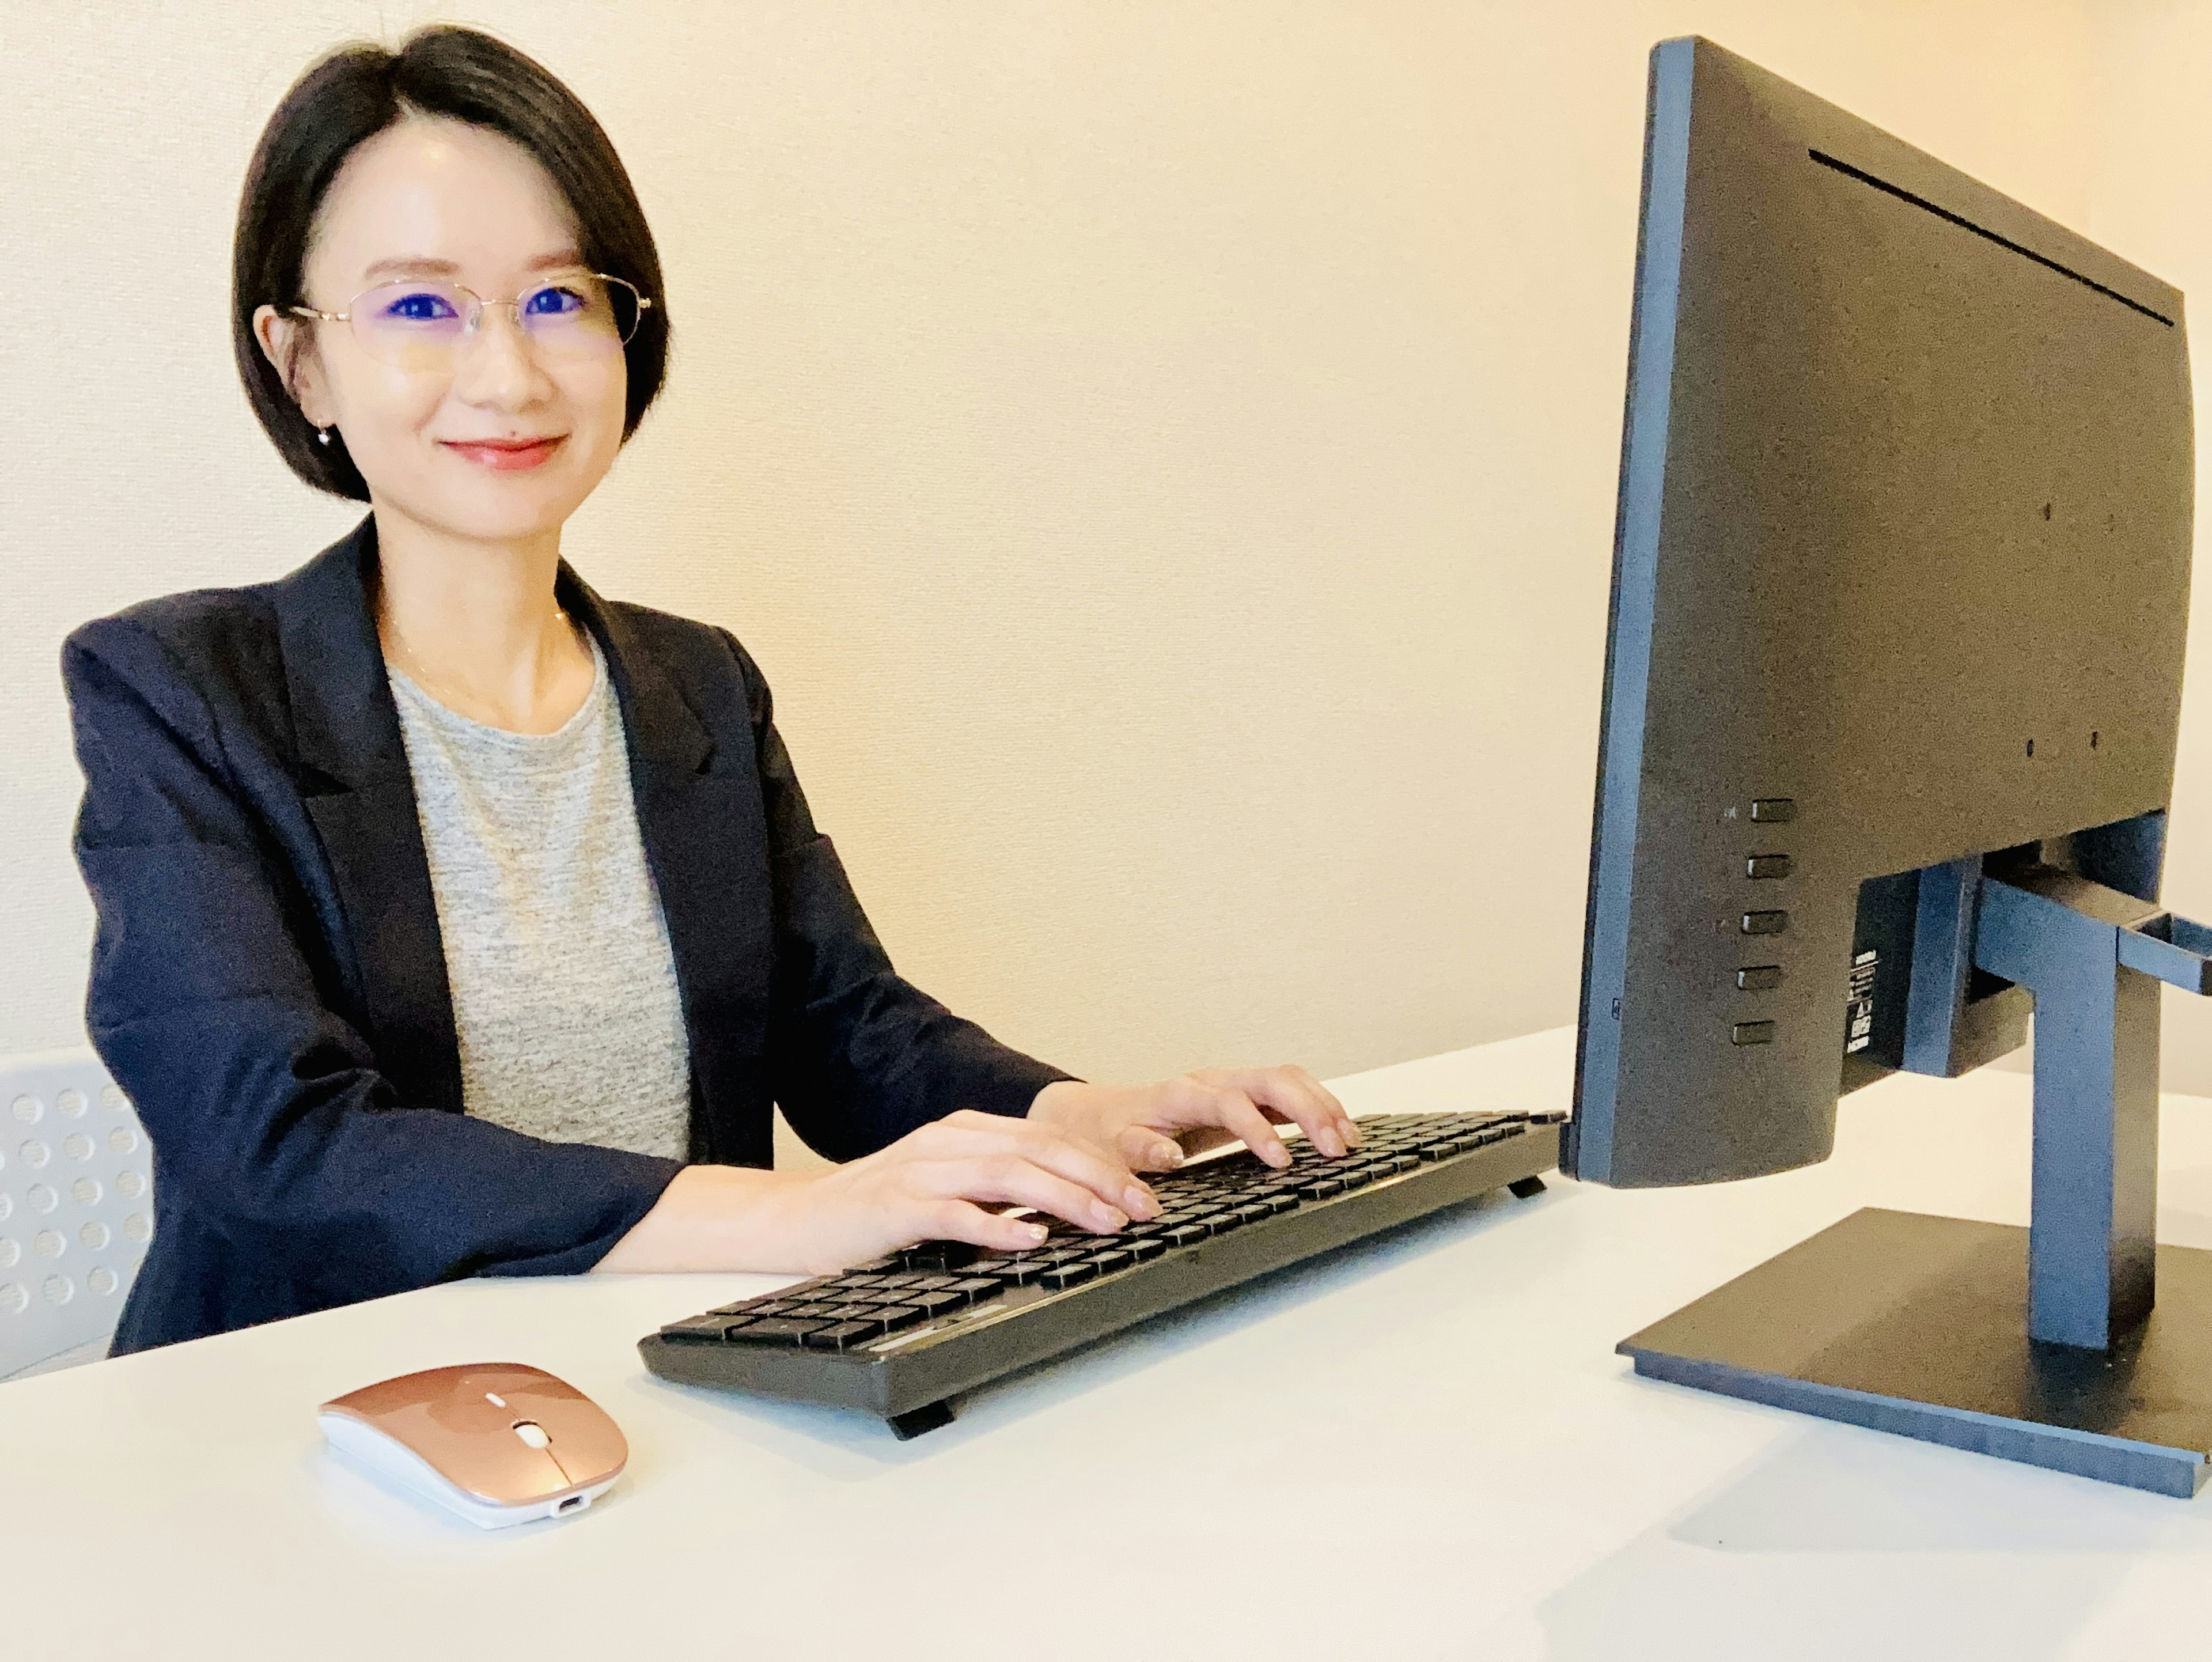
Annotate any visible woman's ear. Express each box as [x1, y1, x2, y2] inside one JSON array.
[[251, 304, 332, 429]]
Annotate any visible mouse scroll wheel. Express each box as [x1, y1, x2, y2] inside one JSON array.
[[510, 1421, 552, 1450]]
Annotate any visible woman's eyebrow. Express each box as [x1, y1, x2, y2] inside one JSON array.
[[358, 248, 586, 282]]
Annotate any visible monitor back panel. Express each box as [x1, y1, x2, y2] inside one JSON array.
[[1569, 37, 2192, 1187]]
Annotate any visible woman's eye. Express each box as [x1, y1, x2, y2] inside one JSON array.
[[383, 289, 457, 322], [526, 285, 588, 317]]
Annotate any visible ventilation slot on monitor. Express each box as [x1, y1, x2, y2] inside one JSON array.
[[1807, 149, 2175, 327]]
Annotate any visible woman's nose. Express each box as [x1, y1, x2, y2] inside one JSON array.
[[450, 301, 548, 404]]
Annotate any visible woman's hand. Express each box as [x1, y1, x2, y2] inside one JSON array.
[[595, 1108, 1162, 1277], [1027, 1065, 1358, 1173], [594, 1064, 1355, 1279]]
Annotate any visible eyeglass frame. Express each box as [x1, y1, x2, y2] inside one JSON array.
[[285, 270, 654, 361]]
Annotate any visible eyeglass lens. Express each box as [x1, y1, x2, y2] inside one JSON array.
[[346, 274, 643, 366]]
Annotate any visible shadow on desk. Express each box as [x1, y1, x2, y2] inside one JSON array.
[[1536, 1419, 2212, 1661], [630, 1177, 1555, 1478]]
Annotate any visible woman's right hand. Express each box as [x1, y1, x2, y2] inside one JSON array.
[[593, 1109, 1162, 1277], [767, 1108, 1163, 1274]]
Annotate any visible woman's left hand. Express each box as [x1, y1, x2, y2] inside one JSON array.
[[1028, 1065, 1359, 1173]]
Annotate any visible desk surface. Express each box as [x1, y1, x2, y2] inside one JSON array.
[[9, 1028, 2212, 1660]]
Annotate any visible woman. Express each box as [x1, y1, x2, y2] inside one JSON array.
[[65, 24, 1356, 1354]]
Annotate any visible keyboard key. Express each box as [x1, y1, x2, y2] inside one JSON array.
[[950, 1278, 1004, 1303], [995, 1259, 1051, 1285], [1260, 1192, 1300, 1214], [873, 1304, 927, 1331], [820, 1303, 880, 1322], [900, 1243, 976, 1271], [1084, 1249, 1134, 1274], [1297, 1178, 1344, 1199], [661, 1313, 747, 1341], [908, 1291, 968, 1318], [1126, 1236, 1169, 1261], [1230, 1203, 1274, 1225], [803, 1322, 881, 1350], [1162, 1225, 1209, 1247], [1336, 1167, 1373, 1190], [1039, 1262, 1097, 1289], [1206, 1210, 1247, 1234], [728, 1318, 831, 1344]]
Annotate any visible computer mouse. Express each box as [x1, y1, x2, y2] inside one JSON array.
[[318, 1362, 628, 1530]]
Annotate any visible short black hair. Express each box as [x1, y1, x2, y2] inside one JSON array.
[[233, 24, 671, 500]]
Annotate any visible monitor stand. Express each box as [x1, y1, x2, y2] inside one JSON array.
[[1618, 865, 2212, 1496]]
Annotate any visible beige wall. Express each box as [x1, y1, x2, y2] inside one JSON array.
[[3, 1, 2162, 1102], [2089, 1, 2212, 1091]]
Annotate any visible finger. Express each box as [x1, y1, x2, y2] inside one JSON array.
[[1287, 1063, 1350, 1125], [1209, 1086, 1292, 1168], [922, 1197, 1056, 1254], [1232, 1067, 1349, 1159], [912, 1155, 1135, 1234], [1286, 1064, 1360, 1148], [1117, 1123, 1186, 1173], [925, 1114, 1158, 1220]]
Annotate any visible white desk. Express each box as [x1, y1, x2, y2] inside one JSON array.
[[7, 1027, 2212, 1660]]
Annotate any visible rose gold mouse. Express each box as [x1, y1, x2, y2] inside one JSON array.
[[318, 1362, 628, 1529]]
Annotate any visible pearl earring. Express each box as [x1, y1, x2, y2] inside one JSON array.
[[316, 426, 334, 447]]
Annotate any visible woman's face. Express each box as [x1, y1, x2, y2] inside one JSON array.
[[255, 116, 628, 545]]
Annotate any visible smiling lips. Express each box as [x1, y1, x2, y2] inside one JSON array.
[[442, 434, 565, 471]]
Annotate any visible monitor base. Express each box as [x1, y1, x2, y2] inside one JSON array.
[[1619, 1206, 2212, 1497]]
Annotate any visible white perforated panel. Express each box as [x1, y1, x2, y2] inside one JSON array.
[[0, 1050, 152, 1380]]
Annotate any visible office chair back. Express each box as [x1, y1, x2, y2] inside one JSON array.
[[0, 1049, 153, 1380]]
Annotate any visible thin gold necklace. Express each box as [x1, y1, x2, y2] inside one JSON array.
[[382, 607, 575, 718]]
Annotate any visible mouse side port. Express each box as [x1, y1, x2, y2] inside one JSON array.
[[559, 1495, 586, 1512]]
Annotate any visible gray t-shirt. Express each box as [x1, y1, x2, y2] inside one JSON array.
[[388, 634, 692, 1160]]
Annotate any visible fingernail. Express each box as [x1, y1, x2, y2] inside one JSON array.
[[1096, 1205, 1128, 1230], [1267, 1144, 1290, 1168], [1319, 1129, 1345, 1158], [1153, 1141, 1183, 1168], [1025, 1222, 1049, 1242], [1345, 1121, 1363, 1147], [1123, 1184, 1157, 1218]]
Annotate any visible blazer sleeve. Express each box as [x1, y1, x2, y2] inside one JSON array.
[[723, 631, 1079, 1161], [63, 616, 685, 1304]]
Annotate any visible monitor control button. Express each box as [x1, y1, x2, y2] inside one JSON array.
[[1741, 910, 1789, 936], [1736, 965, 1785, 990], [1731, 1021, 1777, 1046], [1749, 798, 1797, 822], [1746, 854, 1793, 879]]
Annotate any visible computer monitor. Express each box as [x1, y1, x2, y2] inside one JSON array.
[[1567, 37, 2212, 1496]]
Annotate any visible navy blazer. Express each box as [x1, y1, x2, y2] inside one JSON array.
[[63, 514, 1072, 1354]]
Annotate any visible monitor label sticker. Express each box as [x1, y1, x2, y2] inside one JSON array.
[[1846, 950, 1878, 1054]]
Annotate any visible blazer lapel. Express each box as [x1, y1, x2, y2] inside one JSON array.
[[561, 569, 775, 1162], [275, 514, 467, 1116]]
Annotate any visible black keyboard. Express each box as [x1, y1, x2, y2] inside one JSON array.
[[638, 1110, 1561, 1437]]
